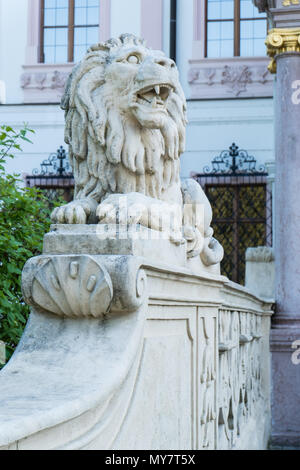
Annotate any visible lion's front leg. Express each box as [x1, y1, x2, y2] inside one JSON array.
[[96, 192, 184, 243], [51, 198, 98, 224]]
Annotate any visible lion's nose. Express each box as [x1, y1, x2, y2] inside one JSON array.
[[155, 58, 176, 69]]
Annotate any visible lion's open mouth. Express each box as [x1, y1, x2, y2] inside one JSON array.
[[135, 84, 173, 109]]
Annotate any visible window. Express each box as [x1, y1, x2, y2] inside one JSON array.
[[40, 0, 100, 64], [205, 0, 267, 58]]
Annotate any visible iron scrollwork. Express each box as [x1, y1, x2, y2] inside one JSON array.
[[32, 146, 72, 177], [203, 143, 267, 176]]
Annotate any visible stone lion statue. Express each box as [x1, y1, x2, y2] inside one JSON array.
[[51, 34, 223, 266]]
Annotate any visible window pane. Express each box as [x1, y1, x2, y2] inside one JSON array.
[[207, 40, 221, 57], [56, 28, 68, 46], [44, 9, 56, 26], [87, 26, 99, 43], [87, 0, 99, 6], [221, 21, 234, 40], [74, 45, 88, 62], [75, 0, 87, 7], [220, 39, 234, 56], [207, 0, 221, 20], [44, 28, 55, 46], [56, 7, 68, 26], [74, 27, 87, 46], [253, 37, 266, 56], [240, 38, 253, 56], [240, 19, 266, 56], [207, 20, 233, 57], [75, 0, 100, 7], [44, 0, 56, 9], [220, 0, 234, 19], [58, 0, 68, 7], [44, 46, 56, 63], [75, 7, 87, 25], [207, 0, 234, 20], [43, 0, 99, 63], [254, 19, 267, 37], [241, 0, 266, 18], [55, 45, 68, 63], [207, 38, 233, 57], [87, 6, 99, 25]]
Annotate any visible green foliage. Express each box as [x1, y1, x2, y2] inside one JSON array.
[[0, 125, 55, 365]]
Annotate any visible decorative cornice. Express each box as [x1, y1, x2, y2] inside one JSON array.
[[188, 57, 273, 99], [266, 28, 300, 73]]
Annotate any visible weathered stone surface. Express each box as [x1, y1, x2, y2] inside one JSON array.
[[245, 247, 275, 300], [0, 227, 272, 450], [0, 35, 273, 450]]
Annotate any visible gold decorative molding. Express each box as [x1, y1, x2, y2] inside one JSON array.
[[282, 0, 299, 6], [265, 28, 300, 73]]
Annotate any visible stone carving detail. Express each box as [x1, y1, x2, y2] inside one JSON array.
[[204, 68, 216, 86], [188, 61, 272, 99], [199, 316, 216, 449], [22, 253, 148, 318], [221, 65, 252, 97], [218, 309, 264, 449], [257, 66, 269, 84], [188, 68, 200, 83], [51, 71, 70, 90], [20, 73, 31, 88], [20, 70, 69, 91], [50, 34, 223, 267], [35, 73, 47, 90], [22, 255, 113, 318]]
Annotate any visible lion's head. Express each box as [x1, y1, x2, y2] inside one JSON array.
[[61, 34, 187, 202]]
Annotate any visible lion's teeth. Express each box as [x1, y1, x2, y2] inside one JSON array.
[[154, 86, 160, 95]]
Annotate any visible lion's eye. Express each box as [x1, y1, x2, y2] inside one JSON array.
[[127, 55, 139, 64]]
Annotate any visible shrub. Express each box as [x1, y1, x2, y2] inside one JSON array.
[[0, 125, 55, 365]]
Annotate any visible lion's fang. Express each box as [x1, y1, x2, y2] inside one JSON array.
[[154, 86, 160, 95]]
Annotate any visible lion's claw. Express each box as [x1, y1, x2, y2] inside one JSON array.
[[51, 199, 97, 224]]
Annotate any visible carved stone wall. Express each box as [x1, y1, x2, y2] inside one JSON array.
[[21, 65, 73, 103], [188, 58, 273, 99]]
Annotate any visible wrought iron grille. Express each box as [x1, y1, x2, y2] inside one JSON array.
[[25, 146, 74, 206], [192, 143, 272, 284]]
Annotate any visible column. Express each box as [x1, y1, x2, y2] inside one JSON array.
[[265, 26, 300, 449]]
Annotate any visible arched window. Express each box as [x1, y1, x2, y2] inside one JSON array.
[[205, 0, 267, 58], [40, 0, 100, 64]]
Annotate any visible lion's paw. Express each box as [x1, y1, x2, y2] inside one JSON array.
[[51, 199, 97, 224]]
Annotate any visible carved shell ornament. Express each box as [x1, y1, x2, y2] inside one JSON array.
[[22, 255, 113, 318]]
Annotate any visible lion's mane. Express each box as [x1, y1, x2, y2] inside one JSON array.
[[61, 34, 187, 203]]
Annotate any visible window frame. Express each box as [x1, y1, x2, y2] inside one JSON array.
[[204, 0, 267, 58], [39, 0, 99, 64]]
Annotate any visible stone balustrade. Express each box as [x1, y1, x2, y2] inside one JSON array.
[[0, 226, 272, 450]]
